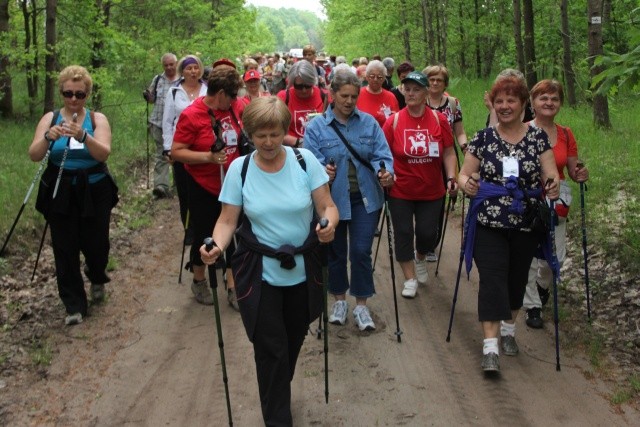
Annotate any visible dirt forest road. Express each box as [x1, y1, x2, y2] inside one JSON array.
[[5, 199, 639, 426]]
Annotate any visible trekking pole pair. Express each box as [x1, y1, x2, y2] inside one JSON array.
[[31, 113, 78, 281]]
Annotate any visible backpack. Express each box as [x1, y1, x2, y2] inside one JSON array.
[[241, 147, 306, 187]]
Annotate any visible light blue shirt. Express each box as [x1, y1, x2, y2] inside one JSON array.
[[304, 106, 393, 219], [220, 147, 329, 286]]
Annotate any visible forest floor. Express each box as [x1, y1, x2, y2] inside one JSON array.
[[0, 178, 638, 426]]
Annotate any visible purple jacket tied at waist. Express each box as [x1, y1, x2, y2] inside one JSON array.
[[464, 176, 559, 278]]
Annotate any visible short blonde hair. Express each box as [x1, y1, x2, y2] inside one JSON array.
[[423, 64, 449, 85], [177, 55, 204, 79], [58, 65, 93, 95], [244, 58, 259, 71], [242, 96, 291, 137]]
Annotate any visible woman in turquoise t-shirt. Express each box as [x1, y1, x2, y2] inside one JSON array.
[[200, 96, 338, 426]]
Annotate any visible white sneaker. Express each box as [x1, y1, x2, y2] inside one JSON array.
[[401, 278, 418, 298], [65, 312, 83, 326], [191, 279, 214, 305], [329, 300, 348, 325], [415, 255, 429, 284], [353, 305, 375, 331], [426, 251, 438, 262]]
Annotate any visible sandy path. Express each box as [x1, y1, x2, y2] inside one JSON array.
[[4, 200, 638, 426]]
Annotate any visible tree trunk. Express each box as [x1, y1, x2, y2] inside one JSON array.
[[44, 0, 57, 114], [21, 0, 37, 116], [513, 0, 525, 73], [457, 0, 467, 74], [587, 0, 610, 127], [420, 0, 429, 59], [560, 0, 577, 106], [399, 0, 411, 62], [441, 0, 448, 65], [427, 0, 436, 64], [474, 0, 481, 78], [91, 0, 111, 110], [522, 0, 537, 88], [0, 0, 12, 118]]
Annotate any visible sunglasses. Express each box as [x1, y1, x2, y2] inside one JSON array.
[[293, 83, 313, 90], [61, 90, 87, 99]]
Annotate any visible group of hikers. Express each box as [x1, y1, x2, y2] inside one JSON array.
[[26, 42, 589, 426]]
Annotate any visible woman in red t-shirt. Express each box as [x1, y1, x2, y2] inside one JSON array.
[[382, 71, 458, 299], [522, 79, 589, 328], [171, 67, 244, 309], [356, 60, 399, 128], [277, 60, 328, 147]]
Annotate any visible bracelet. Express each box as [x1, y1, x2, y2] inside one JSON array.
[[80, 130, 88, 144], [44, 131, 54, 142]]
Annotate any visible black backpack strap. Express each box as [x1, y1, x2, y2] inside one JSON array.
[[241, 148, 306, 188], [292, 147, 307, 172], [50, 109, 60, 127], [152, 74, 161, 98]]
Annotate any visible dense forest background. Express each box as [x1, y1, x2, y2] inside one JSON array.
[[0, 0, 638, 123]]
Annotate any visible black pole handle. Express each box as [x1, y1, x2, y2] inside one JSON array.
[[204, 237, 215, 251], [328, 158, 335, 167]]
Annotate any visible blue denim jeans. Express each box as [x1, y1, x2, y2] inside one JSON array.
[[328, 192, 380, 298]]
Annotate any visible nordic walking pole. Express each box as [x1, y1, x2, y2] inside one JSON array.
[[446, 173, 478, 342], [31, 222, 49, 282], [52, 113, 78, 199], [547, 195, 561, 371], [317, 159, 335, 340], [371, 210, 385, 273], [145, 100, 150, 189], [379, 161, 402, 343], [435, 195, 454, 277], [318, 217, 330, 404], [1, 138, 55, 257], [577, 160, 591, 320], [204, 237, 233, 426], [178, 210, 190, 284]]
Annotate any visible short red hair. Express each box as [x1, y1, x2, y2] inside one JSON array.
[[489, 76, 529, 104], [530, 79, 564, 105]]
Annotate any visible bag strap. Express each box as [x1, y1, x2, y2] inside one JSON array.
[[328, 120, 374, 172], [447, 96, 457, 114], [241, 147, 306, 187]]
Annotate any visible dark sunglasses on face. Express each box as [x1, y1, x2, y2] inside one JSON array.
[[293, 83, 313, 90], [61, 90, 87, 99]]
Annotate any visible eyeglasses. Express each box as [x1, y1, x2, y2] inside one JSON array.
[[428, 77, 444, 83], [61, 90, 87, 99], [293, 83, 313, 90], [367, 75, 385, 81]]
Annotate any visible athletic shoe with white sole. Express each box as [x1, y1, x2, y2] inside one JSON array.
[[353, 305, 375, 331], [425, 251, 438, 262], [65, 312, 83, 326], [481, 352, 500, 372], [401, 278, 418, 298], [415, 255, 429, 284], [501, 335, 519, 356], [329, 300, 348, 325]]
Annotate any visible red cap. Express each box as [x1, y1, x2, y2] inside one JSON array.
[[244, 70, 260, 81], [212, 58, 236, 69]]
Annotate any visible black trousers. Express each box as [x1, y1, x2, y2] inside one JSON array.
[[48, 177, 113, 316], [473, 224, 539, 321], [253, 281, 309, 427], [173, 161, 189, 228]]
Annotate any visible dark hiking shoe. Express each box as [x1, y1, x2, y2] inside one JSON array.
[[526, 307, 543, 329], [152, 187, 171, 199], [482, 352, 500, 372], [501, 335, 519, 356], [537, 283, 550, 307], [227, 288, 240, 311], [91, 283, 106, 303]]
